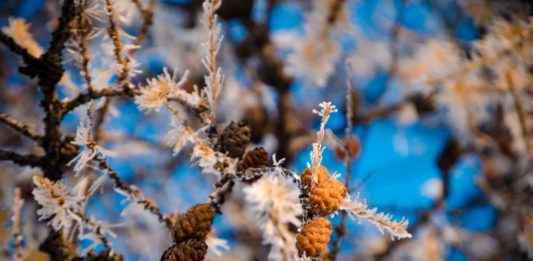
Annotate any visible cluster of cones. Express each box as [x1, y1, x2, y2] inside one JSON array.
[[161, 204, 215, 261], [220, 120, 269, 179], [296, 166, 348, 257], [220, 121, 350, 258]]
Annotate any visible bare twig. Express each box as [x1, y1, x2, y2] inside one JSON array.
[[61, 87, 137, 116], [68, 209, 112, 251], [0, 149, 43, 167], [330, 63, 355, 260], [0, 113, 41, 140]]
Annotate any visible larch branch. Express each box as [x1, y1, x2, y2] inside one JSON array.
[[0, 113, 41, 140]]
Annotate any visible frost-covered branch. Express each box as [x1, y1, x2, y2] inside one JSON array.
[[163, 101, 235, 177], [0, 113, 41, 140], [12, 188, 23, 261], [288, 0, 347, 86], [201, 0, 224, 125], [74, 2, 95, 93], [67, 107, 116, 173], [95, 157, 174, 228], [62, 87, 136, 115], [104, 0, 130, 87], [310, 101, 337, 183], [0, 149, 43, 167], [135, 68, 206, 113], [128, 0, 156, 56], [340, 196, 412, 240]]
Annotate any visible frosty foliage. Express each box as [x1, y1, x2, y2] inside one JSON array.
[[32, 176, 83, 232], [340, 195, 412, 240], [3, 0, 533, 260], [135, 68, 203, 112], [243, 173, 303, 260], [1, 18, 43, 57], [287, 0, 348, 87], [68, 109, 116, 174], [400, 18, 533, 152], [310, 102, 337, 183], [201, 0, 225, 123]]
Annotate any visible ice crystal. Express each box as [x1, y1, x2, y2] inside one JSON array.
[[32, 176, 83, 232], [340, 195, 412, 240], [68, 112, 116, 173], [244, 174, 302, 259], [135, 68, 200, 112]]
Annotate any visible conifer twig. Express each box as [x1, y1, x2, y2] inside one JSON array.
[[76, 3, 95, 93], [0, 149, 43, 167], [129, 0, 156, 57], [95, 157, 174, 228], [104, 0, 130, 87], [0, 113, 41, 140], [330, 63, 354, 260], [12, 188, 24, 261]]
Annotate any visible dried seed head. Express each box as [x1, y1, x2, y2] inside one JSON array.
[[173, 203, 215, 243], [220, 120, 252, 158], [160, 240, 208, 261], [296, 217, 332, 257]]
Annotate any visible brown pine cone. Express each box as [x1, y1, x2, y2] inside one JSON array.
[[220, 121, 251, 158], [296, 217, 332, 257], [173, 203, 215, 242], [308, 179, 347, 216], [300, 166, 347, 216], [300, 166, 331, 192], [39, 231, 78, 261], [160, 240, 207, 261], [237, 147, 268, 171]]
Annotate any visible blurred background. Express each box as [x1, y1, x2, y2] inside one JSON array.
[[1, 0, 533, 260]]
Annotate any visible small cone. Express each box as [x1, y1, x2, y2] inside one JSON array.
[[296, 217, 332, 257], [300, 166, 331, 191], [160, 240, 207, 261], [300, 166, 347, 216], [308, 179, 347, 216], [220, 121, 251, 158], [173, 203, 215, 242], [237, 147, 268, 171]]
